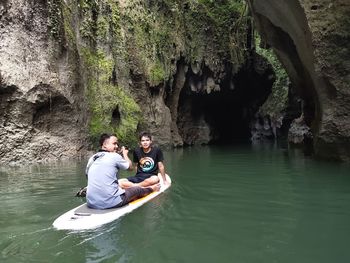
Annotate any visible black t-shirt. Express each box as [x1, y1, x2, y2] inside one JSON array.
[[133, 146, 164, 175]]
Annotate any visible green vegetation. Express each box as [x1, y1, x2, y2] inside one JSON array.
[[187, 0, 248, 63], [197, 0, 247, 40], [122, 0, 248, 83], [124, 2, 170, 85], [255, 34, 290, 117], [81, 48, 141, 147], [48, 1, 80, 54], [48, 0, 64, 41], [149, 61, 166, 86], [50, 0, 251, 147], [47, 1, 130, 147], [61, 4, 77, 49], [78, 0, 99, 45]]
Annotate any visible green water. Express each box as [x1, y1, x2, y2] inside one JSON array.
[[1, 145, 350, 263]]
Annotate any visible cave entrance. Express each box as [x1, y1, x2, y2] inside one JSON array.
[[177, 62, 274, 145]]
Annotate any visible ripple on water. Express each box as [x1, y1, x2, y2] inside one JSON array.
[[1, 148, 350, 263]]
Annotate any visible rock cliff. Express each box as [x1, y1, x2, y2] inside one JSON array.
[[248, 0, 350, 161], [1, 0, 349, 164], [0, 0, 89, 164], [0, 0, 252, 164]]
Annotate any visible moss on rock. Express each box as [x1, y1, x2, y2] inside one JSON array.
[[81, 48, 141, 147], [51, 0, 251, 148], [255, 34, 290, 117]]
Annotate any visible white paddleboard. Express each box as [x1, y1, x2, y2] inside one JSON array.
[[53, 174, 171, 231]]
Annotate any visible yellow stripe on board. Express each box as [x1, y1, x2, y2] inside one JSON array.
[[129, 192, 157, 205]]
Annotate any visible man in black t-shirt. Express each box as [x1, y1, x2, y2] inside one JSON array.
[[119, 132, 170, 188]]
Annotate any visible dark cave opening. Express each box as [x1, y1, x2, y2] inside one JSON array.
[[191, 90, 252, 144], [177, 60, 274, 145], [111, 106, 121, 127]]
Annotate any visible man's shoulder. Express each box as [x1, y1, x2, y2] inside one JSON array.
[[90, 151, 106, 160], [92, 151, 116, 157], [91, 151, 121, 160]]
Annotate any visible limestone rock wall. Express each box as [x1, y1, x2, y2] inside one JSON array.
[[248, 0, 350, 161], [0, 0, 249, 164], [0, 0, 88, 165], [4, 0, 348, 164]]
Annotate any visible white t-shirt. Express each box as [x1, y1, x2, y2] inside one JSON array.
[[86, 152, 129, 209]]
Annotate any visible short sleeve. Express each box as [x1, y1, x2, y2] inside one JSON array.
[[115, 153, 130, 170]]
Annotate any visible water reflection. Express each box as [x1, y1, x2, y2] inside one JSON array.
[[1, 147, 350, 263], [75, 224, 130, 263]]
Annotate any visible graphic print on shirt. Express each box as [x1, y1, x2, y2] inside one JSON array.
[[139, 157, 155, 172]]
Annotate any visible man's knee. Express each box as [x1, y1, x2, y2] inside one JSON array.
[[148, 175, 159, 182], [142, 175, 159, 185], [119, 178, 135, 188], [138, 175, 158, 187]]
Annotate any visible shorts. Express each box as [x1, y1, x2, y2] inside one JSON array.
[[116, 186, 153, 207], [127, 173, 155, 183]]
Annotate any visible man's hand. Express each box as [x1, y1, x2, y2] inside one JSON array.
[[121, 146, 129, 156]]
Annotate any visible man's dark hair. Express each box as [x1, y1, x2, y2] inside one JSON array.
[[139, 131, 152, 141], [99, 133, 117, 146]]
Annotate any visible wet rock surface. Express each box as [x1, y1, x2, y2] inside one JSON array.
[[248, 0, 350, 161]]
